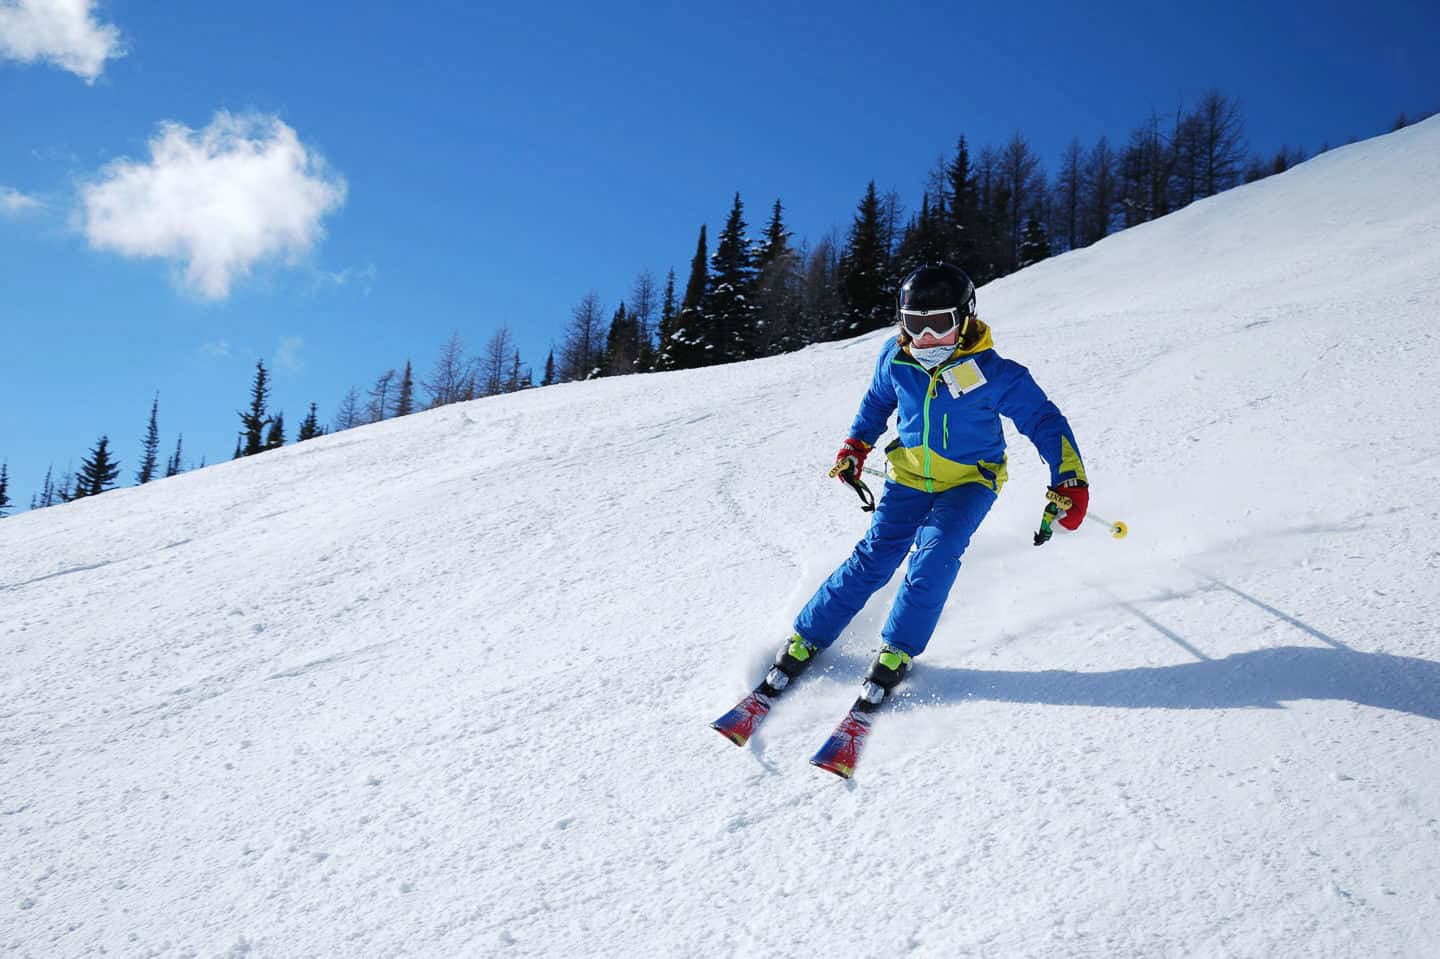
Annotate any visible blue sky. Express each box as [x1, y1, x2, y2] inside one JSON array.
[[2, 0, 1437, 507]]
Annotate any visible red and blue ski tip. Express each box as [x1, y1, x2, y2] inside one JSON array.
[[711, 688, 774, 747], [809, 708, 874, 779]]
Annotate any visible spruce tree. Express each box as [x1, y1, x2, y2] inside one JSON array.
[[0, 462, 10, 517], [238, 360, 271, 456], [654, 268, 680, 369], [38, 464, 55, 506], [265, 412, 285, 450], [662, 225, 710, 369], [394, 361, 416, 416], [297, 404, 323, 441], [753, 199, 801, 356], [77, 436, 120, 498], [1019, 215, 1051, 267], [603, 303, 639, 375], [541, 350, 556, 387], [839, 181, 894, 336], [705, 192, 759, 362], [895, 194, 946, 276], [137, 393, 160, 484], [946, 137, 980, 275], [166, 436, 184, 476]]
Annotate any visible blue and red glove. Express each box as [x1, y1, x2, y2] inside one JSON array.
[[831, 438, 871, 481], [1050, 481, 1089, 531]]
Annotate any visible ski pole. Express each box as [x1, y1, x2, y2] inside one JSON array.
[[1034, 489, 1128, 545], [828, 461, 876, 512]]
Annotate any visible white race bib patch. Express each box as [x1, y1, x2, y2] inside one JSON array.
[[942, 359, 987, 398]]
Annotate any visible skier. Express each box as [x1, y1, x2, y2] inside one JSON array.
[[768, 262, 1089, 710]]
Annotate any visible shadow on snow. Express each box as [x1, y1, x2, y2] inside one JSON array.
[[903, 646, 1440, 721]]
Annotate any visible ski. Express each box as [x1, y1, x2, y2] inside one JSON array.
[[809, 697, 884, 779], [710, 684, 777, 747], [810, 648, 908, 779], [712, 637, 819, 747]]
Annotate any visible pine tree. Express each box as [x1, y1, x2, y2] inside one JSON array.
[[945, 136, 981, 275], [297, 403, 323, 441], [705, 192, 759, 362], [753, 199, 802, 356], [0, 462, 10, 517], [603, 303, 639, 375], [265, 412, 285, 450], [166, 436, 185, 476], [653, 268, 679, 370], [238, 360, 271, 456], [661, 225, 709, 369], [137, 393, 160, 484], [1019, 215, 1051, 268], [894, 194, 946, 276], [394, 361, 416, 416], [541, 350, 556, 387], [77, 436, 120, 498], [37, 464, 56, 508], [800, 234, 843, 347], [839, 181, 894, 336]]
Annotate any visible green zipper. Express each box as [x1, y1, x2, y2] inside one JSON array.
[[895, 356, 951, 494]]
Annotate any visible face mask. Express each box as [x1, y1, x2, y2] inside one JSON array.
[[910, 344, 956, 369]]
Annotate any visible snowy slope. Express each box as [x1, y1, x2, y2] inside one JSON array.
[[4, 118, 1439, 958]]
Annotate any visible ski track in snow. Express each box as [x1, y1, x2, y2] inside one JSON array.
[[3, 119, 1440, 957]]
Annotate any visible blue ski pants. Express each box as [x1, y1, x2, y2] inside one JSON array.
[[794, 480, 996, 658]]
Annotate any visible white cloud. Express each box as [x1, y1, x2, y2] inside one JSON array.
[[274, 336, 304, 373], [1, 185, 43, 214], [0, 0, 124, 83], [80, 111, 348, 300], [199, 339, 231, 358]]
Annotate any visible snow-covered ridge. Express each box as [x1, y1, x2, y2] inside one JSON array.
[[3, 117, 1439, 957]]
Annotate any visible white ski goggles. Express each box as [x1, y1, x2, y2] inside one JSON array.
[[900, 307, 970, 340]]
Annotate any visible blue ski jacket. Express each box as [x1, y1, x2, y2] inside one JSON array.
[[849, 321, 1086, 494]]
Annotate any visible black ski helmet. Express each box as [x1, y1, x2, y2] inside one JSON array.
[[897, 263, 977, 321]]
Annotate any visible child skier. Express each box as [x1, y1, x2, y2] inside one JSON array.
[[768, 262, 1090, 710]]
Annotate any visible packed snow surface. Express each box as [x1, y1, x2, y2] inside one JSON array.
[[4, 118, 1440, 957]]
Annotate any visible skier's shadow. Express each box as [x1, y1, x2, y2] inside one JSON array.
[[900, 646, 1440, 720]]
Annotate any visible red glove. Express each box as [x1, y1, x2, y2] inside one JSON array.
[[1051, 482, 1089, 531], [832, 438, 871, 481]]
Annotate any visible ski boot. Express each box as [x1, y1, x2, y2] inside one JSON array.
[[761, 633, 820, 696], [858, 645, 911, 713]]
